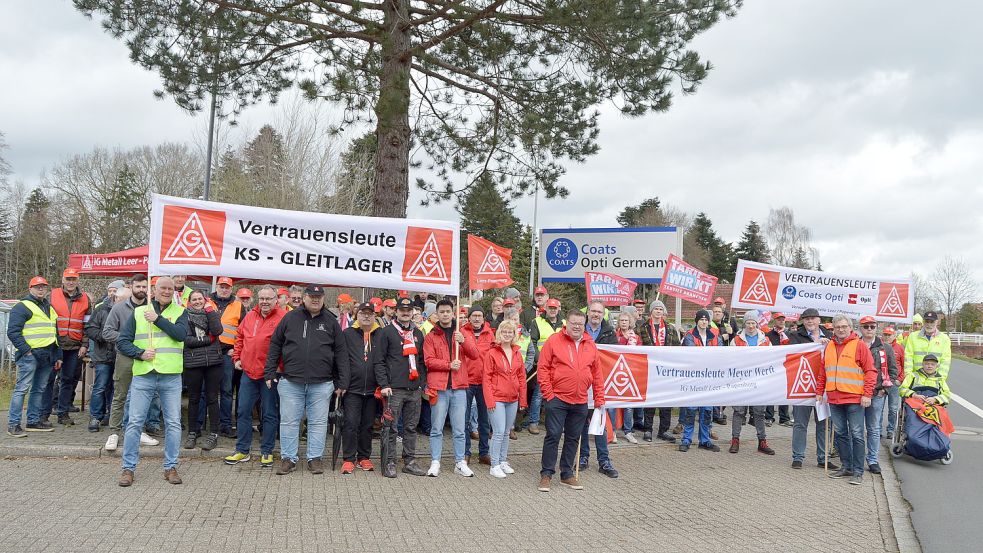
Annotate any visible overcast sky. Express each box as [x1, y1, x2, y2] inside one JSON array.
[[1, 1, 981, 290]]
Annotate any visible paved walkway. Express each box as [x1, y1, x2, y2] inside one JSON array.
[[0, 412, 913, 552]]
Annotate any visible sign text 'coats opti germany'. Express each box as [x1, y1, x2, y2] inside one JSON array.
[[149, 194, 460, 295], [730, 259, 914, 322], [658, 253, 718, 306], [585, 271, 638, 307], [593, 343, 825, 408], [539, 227, 679, 283]]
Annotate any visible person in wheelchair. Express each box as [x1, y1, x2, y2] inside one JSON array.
[[899, 353, 950, 406]]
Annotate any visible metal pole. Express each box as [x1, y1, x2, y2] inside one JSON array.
[[528, 182, 539, 297], [203, 90, 217, 202], [675, 227, 683, 329]]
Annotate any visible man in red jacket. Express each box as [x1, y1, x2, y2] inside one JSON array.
[[537, 310, 605, 492], [817, 314, 876, 485], [423, 299, 479, 477], [225, 286, 286, 468]]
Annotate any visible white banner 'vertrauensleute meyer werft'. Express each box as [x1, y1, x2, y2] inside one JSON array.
[[594, 343, 824, 408], [149, 194, 460, 295], [729, 259, 914, 323]]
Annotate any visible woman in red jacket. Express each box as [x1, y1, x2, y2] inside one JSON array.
[[483, 320, 527, 478]]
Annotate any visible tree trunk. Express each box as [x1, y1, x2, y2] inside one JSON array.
[[371, 0, 412, 219]]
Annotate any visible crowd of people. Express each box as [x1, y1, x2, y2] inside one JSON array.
[[5, 274, 953, 490]]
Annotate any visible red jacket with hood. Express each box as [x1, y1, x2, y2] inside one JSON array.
[[482, 342, 528, 409], [423, 322, 478, 391], [462, 321, 495, 385], [233, 305, 287, 380], [537, 329, 605, 407]]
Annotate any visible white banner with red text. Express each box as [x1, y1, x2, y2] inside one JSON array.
[[148, 194, 460, 295], [591, 343, 824, 408], [730, 259, 914, 323]]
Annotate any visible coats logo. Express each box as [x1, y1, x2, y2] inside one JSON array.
[[160, 206, 226, 265], [784, 351, 821, 399], [81, 256, 92, 270], [599, 350, 648, 403], [402, 227, 453, 284], [476, 246, 507, 275], [739, 268, 779, 306], [876, 283, 909, 318]]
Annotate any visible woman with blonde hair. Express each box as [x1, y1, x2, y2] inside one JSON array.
[[482, 320, 527, 478]]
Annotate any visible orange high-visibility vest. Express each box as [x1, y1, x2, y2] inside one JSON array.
[[50, 288, 90, 342], [219, 300, 244, 346], [824, 339, 864, 395]]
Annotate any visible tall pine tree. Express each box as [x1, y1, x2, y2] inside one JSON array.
[[730, 220, 770, 275], [687, 212, 735, 280], [457, 174, 524, 296]]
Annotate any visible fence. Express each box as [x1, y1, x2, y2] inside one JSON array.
[[1, 301, 14, 381], [949, 333, 983, 346]]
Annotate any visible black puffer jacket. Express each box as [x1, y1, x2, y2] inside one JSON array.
[[183, 308, 224, 369], [264, 306, 344, 384], [84, 299, 116, 364]]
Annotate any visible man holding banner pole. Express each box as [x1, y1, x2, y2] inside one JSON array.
[[789, 308, 837, 470], [679, 310, 722, 453]]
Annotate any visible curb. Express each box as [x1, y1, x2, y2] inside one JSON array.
[[879, 443, 922, 553]]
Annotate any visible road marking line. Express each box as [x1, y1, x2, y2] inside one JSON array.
[[950, 392, 983, 421]]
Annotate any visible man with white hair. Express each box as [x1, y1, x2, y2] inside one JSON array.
[[817, 314, 876, 485], [729, 310, 774, 455], [636, 300, 679, 443]]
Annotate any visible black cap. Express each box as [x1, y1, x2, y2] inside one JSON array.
[[695, 309, 711, 322], [468, 305, 484, 316], [395, 297, 413, 310], [304, 284, 325, 296], [923, 311, 939, 321], [356, 301, 375, 313], [801, 308, 821, 319], [923, 353, 939, 362]]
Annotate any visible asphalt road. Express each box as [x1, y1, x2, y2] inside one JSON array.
[[893, 358, 983, 553]]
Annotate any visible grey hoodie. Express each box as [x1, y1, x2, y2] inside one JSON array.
[[102, 297, 146, 344]]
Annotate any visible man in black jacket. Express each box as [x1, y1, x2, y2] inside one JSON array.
[[788, 308, 837, 470], [263, 284, 344, 476], [337, 302, 383, 474], [374, 297, 427, 478], [84, 284, 119, 432], [578, 301, 619, 478]]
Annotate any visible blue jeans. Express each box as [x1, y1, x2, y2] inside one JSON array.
[[122, 372, 182, 471], [865, 393, 887, 466], [680, 406, 713, 446], [235, 376, 279, 456], [465, 384, 490, 457], [430, 388, 467, 462], [523, 380, 542, 426], [8, 348, 55, 426], [89, 362, 114, 421], [488, 401, 518, 466], [56, 348, 83, 416], [278, 377, 333, 462], [791, 405, 828, 464], [622, 408, 637, 434], [830, 402, 866, 475], [467, 396, 478, 434], [884, 386, 901, 435]]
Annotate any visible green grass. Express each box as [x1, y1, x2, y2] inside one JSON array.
[[0, 371, 12, 407], [955, 353, 983, 366]]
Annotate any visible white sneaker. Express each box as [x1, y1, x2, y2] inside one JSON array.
[[625, 432, 639, 444], [140, 432, 160, 446], [427, 460, 440, 477], [490, 465, 507, 478], [500, 461, 515, 474], [454, 461, 474, 477], [611, 435, 618, 444], [105, 433, 119, 451]]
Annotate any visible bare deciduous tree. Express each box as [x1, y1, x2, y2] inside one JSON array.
[[929, 257, 977, 323], [765, 206, 819, 268]]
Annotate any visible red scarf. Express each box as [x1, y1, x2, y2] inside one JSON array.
[[650, 319, 666, 346], [396, 323, 419, 378], [617, 329, 638, 346]]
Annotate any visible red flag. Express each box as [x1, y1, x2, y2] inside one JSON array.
[[658, 253, 718, 307], [467, 235, 513, 290], [585, 271, 638, 307]]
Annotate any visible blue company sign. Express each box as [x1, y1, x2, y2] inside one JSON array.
[[782, 285, 797, 300], [545, 238, 578, 272]]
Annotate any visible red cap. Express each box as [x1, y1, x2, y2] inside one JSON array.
[[772, 312, 786, 319], [546, 298, 561, 308], [713, 297, 726, 305], [882, 327, 896, 336], [62, 268, 80, 279], [217, 277, 234, 286], [150, 276, 160, 286], [370, 297, 382, 305], [503, 298, 516, 306], [337, 293, 354, 304], [398, 290, 410, 298], [859, 316, 877, 325], [277, 287, 289, 296], [236, 288, 252, 299], [382, 299, 397, 308], [534, 286, 548, 295], [29, 276, 49, 287]]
